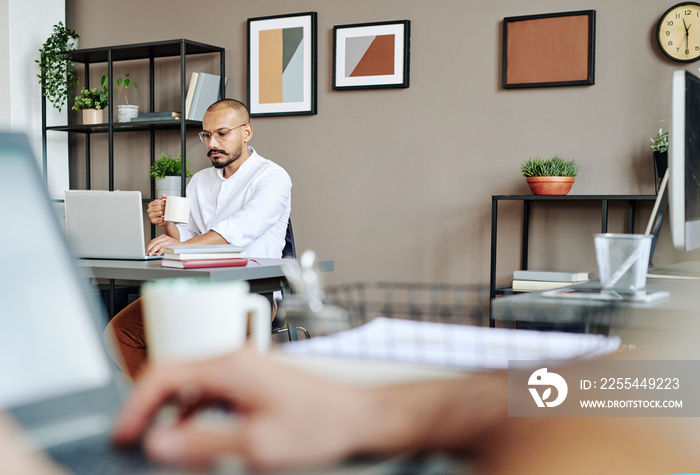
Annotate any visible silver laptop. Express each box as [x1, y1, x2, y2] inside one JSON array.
[[64, 190, 161, 260], [0, 132, 171, 472]]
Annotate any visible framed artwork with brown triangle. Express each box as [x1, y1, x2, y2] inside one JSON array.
[[333, 20, 410, 90]]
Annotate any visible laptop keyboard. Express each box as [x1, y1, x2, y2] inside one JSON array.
[[47, 432, 164, 474]]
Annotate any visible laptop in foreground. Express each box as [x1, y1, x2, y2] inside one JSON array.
[[64, 190, 161, 260], [0, 132, 162, 473]]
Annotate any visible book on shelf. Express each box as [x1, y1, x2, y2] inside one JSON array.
[[130, 112, 181, 122], [511, 279, 587, 292], [512, 270, 589, 282], [187, 72, 227, 121], [185, 72, 199, 119], [135, 111, 181, 119], [163, 244, 245, 255], [163, 251, 247, 261], [161, 258, 248, 269]]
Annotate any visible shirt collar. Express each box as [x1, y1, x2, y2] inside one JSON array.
[[215, 146, 258, 180]]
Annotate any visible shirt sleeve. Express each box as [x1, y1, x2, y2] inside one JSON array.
[[211, 167, 291, 247]]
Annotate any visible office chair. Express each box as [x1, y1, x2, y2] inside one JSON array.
[[281, 217, 296, 258], [271, 218, 310, 341]]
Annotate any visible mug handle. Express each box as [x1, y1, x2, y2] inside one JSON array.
[[245, 294, 272, 352]]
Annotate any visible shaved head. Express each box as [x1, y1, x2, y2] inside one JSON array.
[[207, 99, 250, 123]]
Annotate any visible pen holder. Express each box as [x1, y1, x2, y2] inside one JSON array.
[[594, 234, 652, 292]]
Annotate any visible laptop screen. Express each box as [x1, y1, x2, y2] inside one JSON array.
[[0, 133, 112, 408]]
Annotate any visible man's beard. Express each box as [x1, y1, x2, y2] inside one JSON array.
[[208, 147, 242, 169]]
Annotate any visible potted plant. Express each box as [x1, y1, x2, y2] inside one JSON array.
[[149, 151, 192, 197], [106, 73, 139, 122], [521, 154, 580, 195], [72, 76, 108, 125], [650, 128, 668, 194], [36, 22, 80, 112]]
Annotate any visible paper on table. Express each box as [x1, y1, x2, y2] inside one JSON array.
[[282, 317, 621, 370]]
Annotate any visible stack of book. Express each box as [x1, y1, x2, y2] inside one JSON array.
[[131, 111, 181, 122], [161, 244, 247, 269], [511, 270, 589, 292]]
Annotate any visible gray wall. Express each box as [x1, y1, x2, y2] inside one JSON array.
[[65, 0, 700, 298]]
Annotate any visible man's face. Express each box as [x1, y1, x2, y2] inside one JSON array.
[[201, 109, 247, 169]]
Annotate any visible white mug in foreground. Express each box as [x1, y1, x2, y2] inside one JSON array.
[[141, 279, 271, 363], [163, 196, 190, 224], [594, 233, 652, 291]]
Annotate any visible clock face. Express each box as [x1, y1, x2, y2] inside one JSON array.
[[658, 2, 700, 62]]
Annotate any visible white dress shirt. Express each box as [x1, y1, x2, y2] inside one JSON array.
[[176, 147, 291, 258]]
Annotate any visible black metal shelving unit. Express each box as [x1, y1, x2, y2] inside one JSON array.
[[488, 194, 657, 325], [40, 40, 226, 317], [41, 39, 225, 198]]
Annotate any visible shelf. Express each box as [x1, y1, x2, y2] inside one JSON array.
[[64, 39, 224, 64], [47, 120, 202, 133], [42, 38, 225, 242], [495, 287, 517, 296], [493, 194, 657, 201]]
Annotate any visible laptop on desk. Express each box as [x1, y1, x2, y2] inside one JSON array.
[[64, 190, 161, 260]]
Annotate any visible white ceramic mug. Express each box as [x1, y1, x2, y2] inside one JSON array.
[[141, 279, 271, 362], [163, 196, 190, 224]]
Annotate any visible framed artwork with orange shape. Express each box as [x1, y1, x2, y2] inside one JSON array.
[[333, 20, 411, 90], [247, 12, 317, 117]]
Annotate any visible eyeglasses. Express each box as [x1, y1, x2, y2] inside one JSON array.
[[198, 124, 246, 144]]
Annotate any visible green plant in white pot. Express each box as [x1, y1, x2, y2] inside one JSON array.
[[149, 151, 192, 197], [105, 73, 139, 122], [72, 76, 108, 125]]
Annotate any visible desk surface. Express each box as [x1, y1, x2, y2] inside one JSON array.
[[77, 258, 334, 282], [491, 279, 700, 330], [78, 258, 334, 297]]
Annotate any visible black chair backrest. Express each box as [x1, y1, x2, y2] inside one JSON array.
[[282, 218, 296, 258]]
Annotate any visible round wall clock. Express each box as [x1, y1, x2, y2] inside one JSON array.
[[657, 2, 700, 62]]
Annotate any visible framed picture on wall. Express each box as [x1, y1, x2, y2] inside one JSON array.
[[247, 12, 317, 116], [502, 10, 596, 89], [333, 20, 410, 90]]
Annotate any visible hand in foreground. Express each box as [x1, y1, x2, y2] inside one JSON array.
[[113, 346, 373, 472], [147, 194, 167, 226], [0, 412, 66, 474], [145, 234, 182, 256]]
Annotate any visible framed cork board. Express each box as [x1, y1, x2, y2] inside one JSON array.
[[503, 10, 596, 89]]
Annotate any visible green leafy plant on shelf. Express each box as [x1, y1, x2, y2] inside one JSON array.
[[72, 76, 109, 111], [521, 154, 580, 177], [102, 73, 139, 105], [36, 22, 80, 112], [149, 151, 192, 180], [650, 128, 668, 153]]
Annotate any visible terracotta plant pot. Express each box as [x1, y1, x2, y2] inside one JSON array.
[[526, 176, 575, 195]]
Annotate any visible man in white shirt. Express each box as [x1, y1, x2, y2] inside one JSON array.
[[105, 99, 292, 377]]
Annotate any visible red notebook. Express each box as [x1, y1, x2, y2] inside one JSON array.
[[161, 258, 248, 269]]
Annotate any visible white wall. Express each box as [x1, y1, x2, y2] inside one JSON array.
[[2, 0, 68, 199], [0, 2, 8, 127]]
